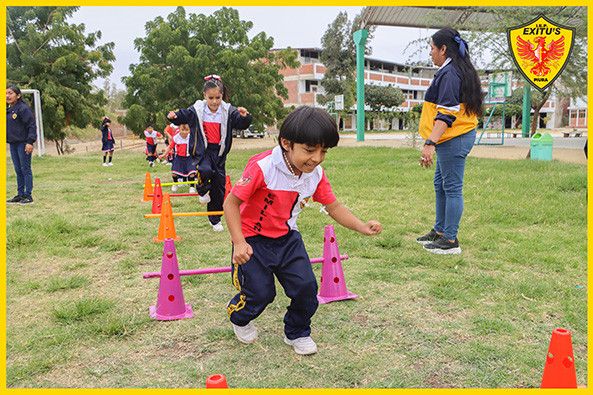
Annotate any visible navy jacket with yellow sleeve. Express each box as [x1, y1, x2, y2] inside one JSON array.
[[419, 60, 478, 143]]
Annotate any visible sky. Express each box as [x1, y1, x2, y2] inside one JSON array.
[[70, 6, 437, 90]]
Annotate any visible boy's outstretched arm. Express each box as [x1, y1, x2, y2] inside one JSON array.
[[223, 193, 253, 265], [325, 200, 382, 236]]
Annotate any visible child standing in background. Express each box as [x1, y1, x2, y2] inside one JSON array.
[[144, 123, 162, 167], [167, 74, 252, 232], [162, 123, 178, 166], [159, 124, 197, 193], [223, 106, 382, 355], [101, 116, 115, 166]]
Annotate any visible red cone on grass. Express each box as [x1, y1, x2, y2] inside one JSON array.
[[317, 225, 358, 304], [540, 328, 578, 388], [141, 172, 153, 202], [206, 374, 228, 388], [149, 238, 193, 320], [154, 193, 180, 242], [151, 178, 163, 214]]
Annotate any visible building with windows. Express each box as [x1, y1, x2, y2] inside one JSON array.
[[274, 47, 566, 132]]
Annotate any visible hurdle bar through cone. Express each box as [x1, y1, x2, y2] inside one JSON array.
[[317, 225, 358, 304], [149, 238, 193, 321]]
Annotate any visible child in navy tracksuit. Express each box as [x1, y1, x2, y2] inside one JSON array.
[[144, 123, 162, 167], [101, 116, 115, 166], [167, 75, 252, 232], [223, 106, 383, 355], [159, 124, 197, 193]]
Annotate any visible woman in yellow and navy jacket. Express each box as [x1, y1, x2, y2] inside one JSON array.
[[417, 27, 483, 254]]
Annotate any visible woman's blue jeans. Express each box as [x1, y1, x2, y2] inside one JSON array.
[[433, 129, 476, 240], [9, 142, 34, 197]]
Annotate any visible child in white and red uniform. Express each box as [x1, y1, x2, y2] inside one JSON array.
[[144, 123, 162, 167], [159, 124, 197, 193], [223, 106, 382, 355], [162, 123, 178, 165], [167, 75, 252, 232]]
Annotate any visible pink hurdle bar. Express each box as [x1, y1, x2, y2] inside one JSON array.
[[147, 193, 200, 197], [142, 254, 349, 279]]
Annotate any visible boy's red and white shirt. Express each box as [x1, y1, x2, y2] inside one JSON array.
[[144, 130, 162, 145], [231, 146, 336, 239], [169, 133, 190, 157]]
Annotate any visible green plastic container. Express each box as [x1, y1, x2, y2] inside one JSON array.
[[530, 132, 554, 161]]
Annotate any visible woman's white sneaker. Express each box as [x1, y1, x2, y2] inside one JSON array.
[[284, 336, 318, 355]]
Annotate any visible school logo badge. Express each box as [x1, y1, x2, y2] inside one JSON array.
[[236, 175, 251, 186], [12, 113, 17, 119], [507, 14, 575, 91]]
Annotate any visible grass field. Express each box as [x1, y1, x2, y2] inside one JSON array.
[[5, 145, 587, 388]]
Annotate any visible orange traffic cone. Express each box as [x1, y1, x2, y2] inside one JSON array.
[[206, 374, 228, 388], [154, 193, 180, 243], [142, 172, 153, 202], [317, 225, 357, 304], [151, 178, 163, 214], [540, 328, 578, 388], [224, 175, 232, 201], [149, 238, 193, 320]]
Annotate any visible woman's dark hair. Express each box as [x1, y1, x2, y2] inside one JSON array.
[[432, 27, 484, 117], [279, 106, 339, 150], [7, 84, 22, 99], [203, 76, 228, 102]]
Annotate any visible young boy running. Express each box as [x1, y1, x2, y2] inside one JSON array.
[[223, 106, 382, 355]]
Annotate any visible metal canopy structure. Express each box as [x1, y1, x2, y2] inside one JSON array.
[[359, 6, 499, 30]]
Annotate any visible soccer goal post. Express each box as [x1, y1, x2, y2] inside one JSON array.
[[20, 89, 45, 157]]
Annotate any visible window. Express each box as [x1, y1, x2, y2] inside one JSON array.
[[305, 80, 318, 93]]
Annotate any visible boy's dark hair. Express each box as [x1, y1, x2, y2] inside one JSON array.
[[279, 106, 339, 150], [146, 123, 153, 128]]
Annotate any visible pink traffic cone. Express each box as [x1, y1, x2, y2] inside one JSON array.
[[149, 238, 193, 320], [151, 178, 163, 214], [317, 225, 358, 304]]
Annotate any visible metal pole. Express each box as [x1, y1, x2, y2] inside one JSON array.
[[353, 29, 368, 142], [522, 82, 531, 138]]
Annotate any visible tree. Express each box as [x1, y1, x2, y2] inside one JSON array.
[[318, 11, 376, 115], [364, 84, 405, 129], [121, 7, 298, 134], [6, 6, 115, 154], [456, 7, 586, 136]]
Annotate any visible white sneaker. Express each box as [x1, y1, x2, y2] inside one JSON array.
[[189, 187, 196, 194], [199, 192, 211, 204], [233, 321, 258, 344], [108, 162, 114, 166], [284, 336, 318, 355], [149, 161, 155, 167], [211, 222, 224, 232], [102, 163, 108, 167], [171, 184, 178, 192], [156, 158, 161, 163], [166, 162, 172, 166]]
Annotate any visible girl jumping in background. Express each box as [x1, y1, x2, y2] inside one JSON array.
[[159, 124, 197, 193], [167, 74, 252, 232], [101, 116, 115, 166], [144, 123, 162, 167]]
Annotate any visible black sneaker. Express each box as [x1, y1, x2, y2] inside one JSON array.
[[423, 237, 461, 255], [18, 196, 34, 205], [416, 229, 441, 245], [7, 195, 23, 204]]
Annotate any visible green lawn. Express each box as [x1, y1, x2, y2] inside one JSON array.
[[5, 146, 587, 388]]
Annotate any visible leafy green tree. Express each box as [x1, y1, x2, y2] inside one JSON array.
[[6, 6, 115, 154], [364, 84, 405, 129], [122, 6, 298, 134], [318, 11, 376, 114]]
